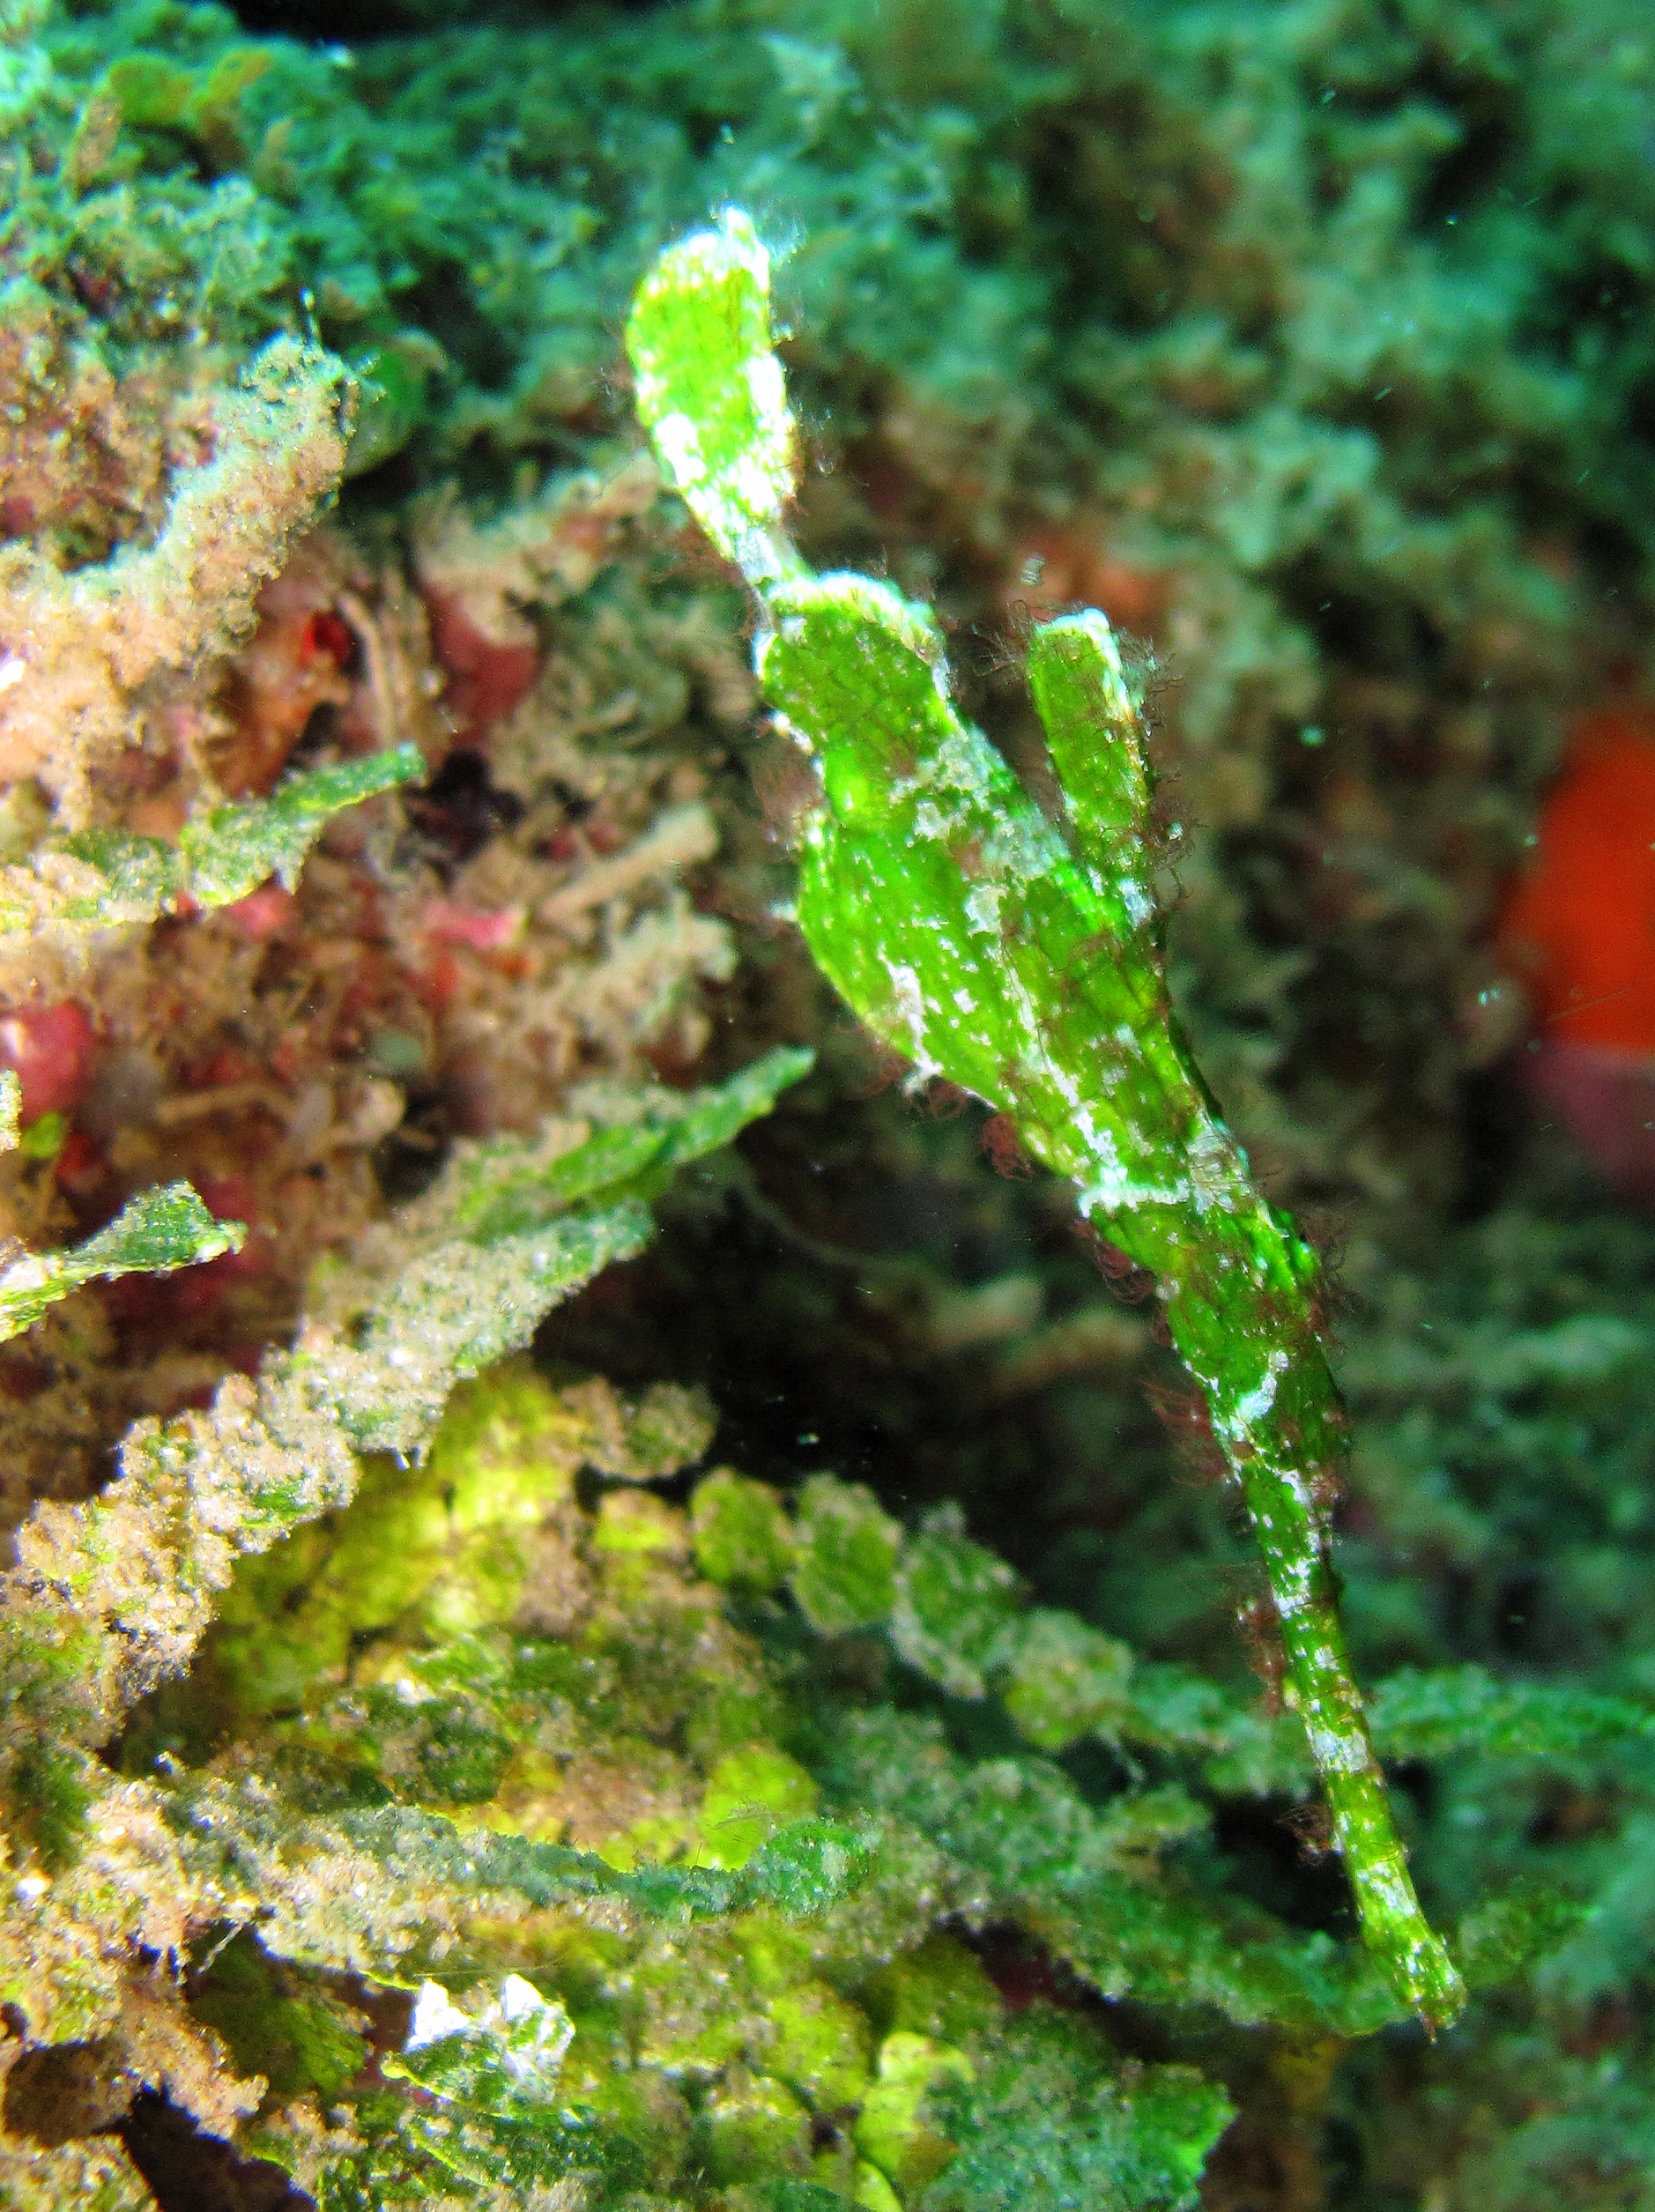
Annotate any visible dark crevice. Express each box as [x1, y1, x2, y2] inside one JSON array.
[[402, 746, 526, 875], [119, 2091, 308, 2212], [229, 0, 664, 44]]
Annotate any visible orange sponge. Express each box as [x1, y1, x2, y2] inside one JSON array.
[[1495, 700, 1655, 1052]]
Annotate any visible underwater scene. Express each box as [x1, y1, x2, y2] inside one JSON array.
[[4, 0, 1655, 2204]]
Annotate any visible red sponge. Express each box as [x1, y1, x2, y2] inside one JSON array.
[[1495, 699, 1655, 1195]]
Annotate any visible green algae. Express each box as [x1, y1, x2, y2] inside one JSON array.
[[0, 1180, 241, 1343], [96, 1346, 1655, 2206], [152, 1361, 1251, 2207]]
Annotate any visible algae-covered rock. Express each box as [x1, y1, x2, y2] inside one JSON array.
[[137, 1357, 1255, 2208]]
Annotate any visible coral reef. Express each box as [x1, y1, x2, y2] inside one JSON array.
[[4, 0, 1655, 2204]]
